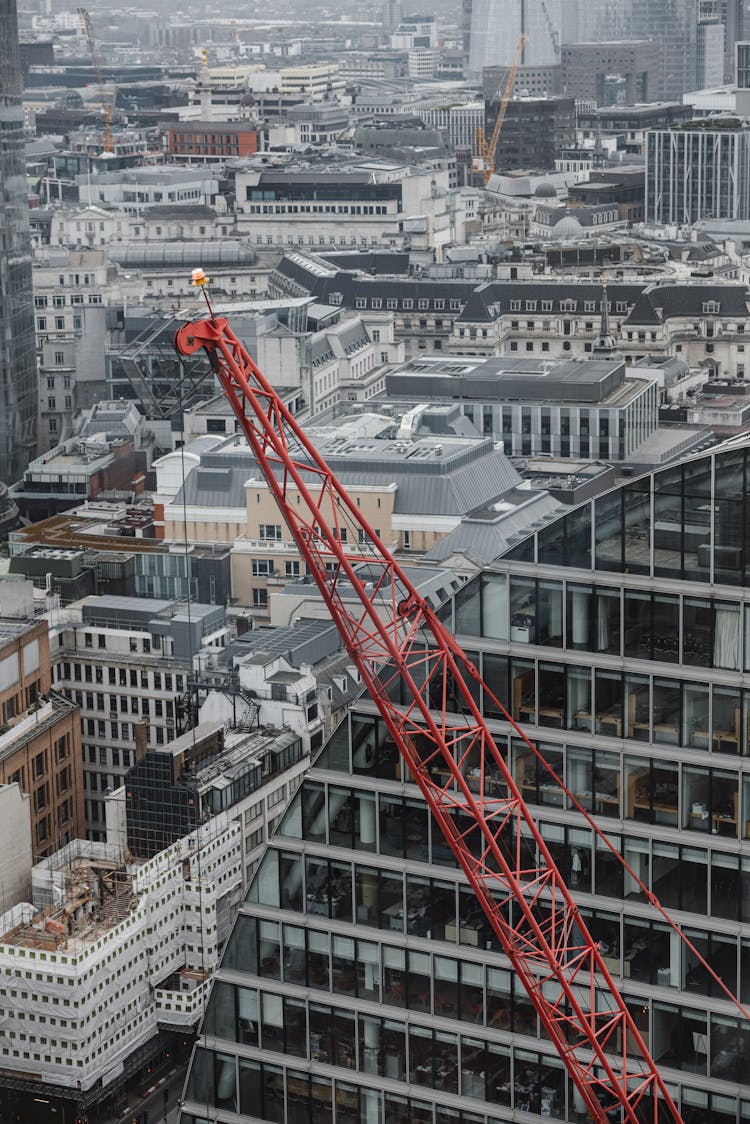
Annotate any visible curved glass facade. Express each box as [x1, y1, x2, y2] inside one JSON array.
[[0, 0, 37, 486], [180, 441, 750, 1124]]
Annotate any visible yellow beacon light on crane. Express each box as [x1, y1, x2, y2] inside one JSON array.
[[190, 267, 214, 316]]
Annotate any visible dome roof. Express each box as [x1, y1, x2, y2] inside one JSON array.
[[550, 215, 583, 240], [534, 180, 557, 198]]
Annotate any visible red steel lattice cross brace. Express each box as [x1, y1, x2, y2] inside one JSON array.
[[175, 313, 682, 1124]]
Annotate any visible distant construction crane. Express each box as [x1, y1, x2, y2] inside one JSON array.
[[539, 0, 560, 62], [475, 34, 526, 185], [78, 7, 115, 154]]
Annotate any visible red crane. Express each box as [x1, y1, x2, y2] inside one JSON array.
[[175, 283, 681, 1124]]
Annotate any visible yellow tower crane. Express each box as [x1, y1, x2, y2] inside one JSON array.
[[475, 34, 526, 186]]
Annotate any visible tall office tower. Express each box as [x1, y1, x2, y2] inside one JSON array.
[[585, 0, 700, 99], [736, 39, 750, 112], [182, 440, 750, 1124], [383, 0, 402, 33], [467, 0, 562, 77], [462, 0, 473, 68], [698, 16, 727, 86], [715, 0, 744, 79], [0, 0, 37, 487]]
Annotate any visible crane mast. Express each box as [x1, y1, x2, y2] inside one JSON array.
[[476, 34, 526, 185], [78, 7, 114, 155], [175, 297, 682, 1124]]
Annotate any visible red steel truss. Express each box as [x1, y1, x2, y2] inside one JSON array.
[[175, 310, 682, 1124]]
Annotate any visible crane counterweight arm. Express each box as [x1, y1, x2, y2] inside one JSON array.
[[175, 310, 683, 1124]]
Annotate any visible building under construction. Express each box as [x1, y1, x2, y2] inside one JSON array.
[[0, 825, 240, 1121]]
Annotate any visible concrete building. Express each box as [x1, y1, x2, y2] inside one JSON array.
[[646, 119, 750, 224], [50, 594, 229, 839], [577, 102, 694, 157], [155, 423, 523, 618], [284, 103, 349, 146], [76, 167, 225, 213], [561, 41, 658, 106], [736, 39, 750, 114], [220, 619, 357, 741], [8, 501, 233, 606], [32, 247, 123, 450], [235, 163, 471, 259], [278, 63, 345, 101], [0, 826, 238, 1122], [0, 0, 38, 486], [418, 101, 484, 156], [698, 17, 727, 87], [482, 62, 561, 99], [108, 240, 266, 304], [48, 204, 236, 248], [182, 434, 750, 1124], [390, 15, 437, 50], [14, 436, 145, 522], [385, 354, 660, 461], [118, 720, 309, 890]]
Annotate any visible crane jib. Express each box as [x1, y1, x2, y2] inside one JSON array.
[[175, 307, 683, 1124]]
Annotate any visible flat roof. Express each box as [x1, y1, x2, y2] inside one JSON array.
[[385, 355, 640, 405]]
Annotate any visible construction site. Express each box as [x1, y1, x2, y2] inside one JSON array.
[[0, 823, 240, 1116]]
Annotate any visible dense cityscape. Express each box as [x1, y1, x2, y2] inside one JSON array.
[[2, 0, 750, 1122]]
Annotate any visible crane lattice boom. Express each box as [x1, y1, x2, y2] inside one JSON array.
[[78, 7, 114, 154], [175, 307, 682, 1124], [478, 34, 526, 185]]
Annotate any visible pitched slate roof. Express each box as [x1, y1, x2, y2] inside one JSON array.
[[620, 283, 750, 325], [424, 491, 564, 565], [271, 252, 750, 328]]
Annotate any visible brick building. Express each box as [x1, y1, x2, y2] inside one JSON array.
[[166, 120, 259, 161], [0, 613, 83, 859]]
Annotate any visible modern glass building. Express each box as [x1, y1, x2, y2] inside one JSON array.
[[180, 439, 750, 1124], [586, 0, 699, 99], [646, 123, 750, 225], [0, 0, 37, 486], [467, 0, 562, 74]]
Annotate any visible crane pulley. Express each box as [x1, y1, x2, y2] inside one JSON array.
[[174, 282, 687, 1123]]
